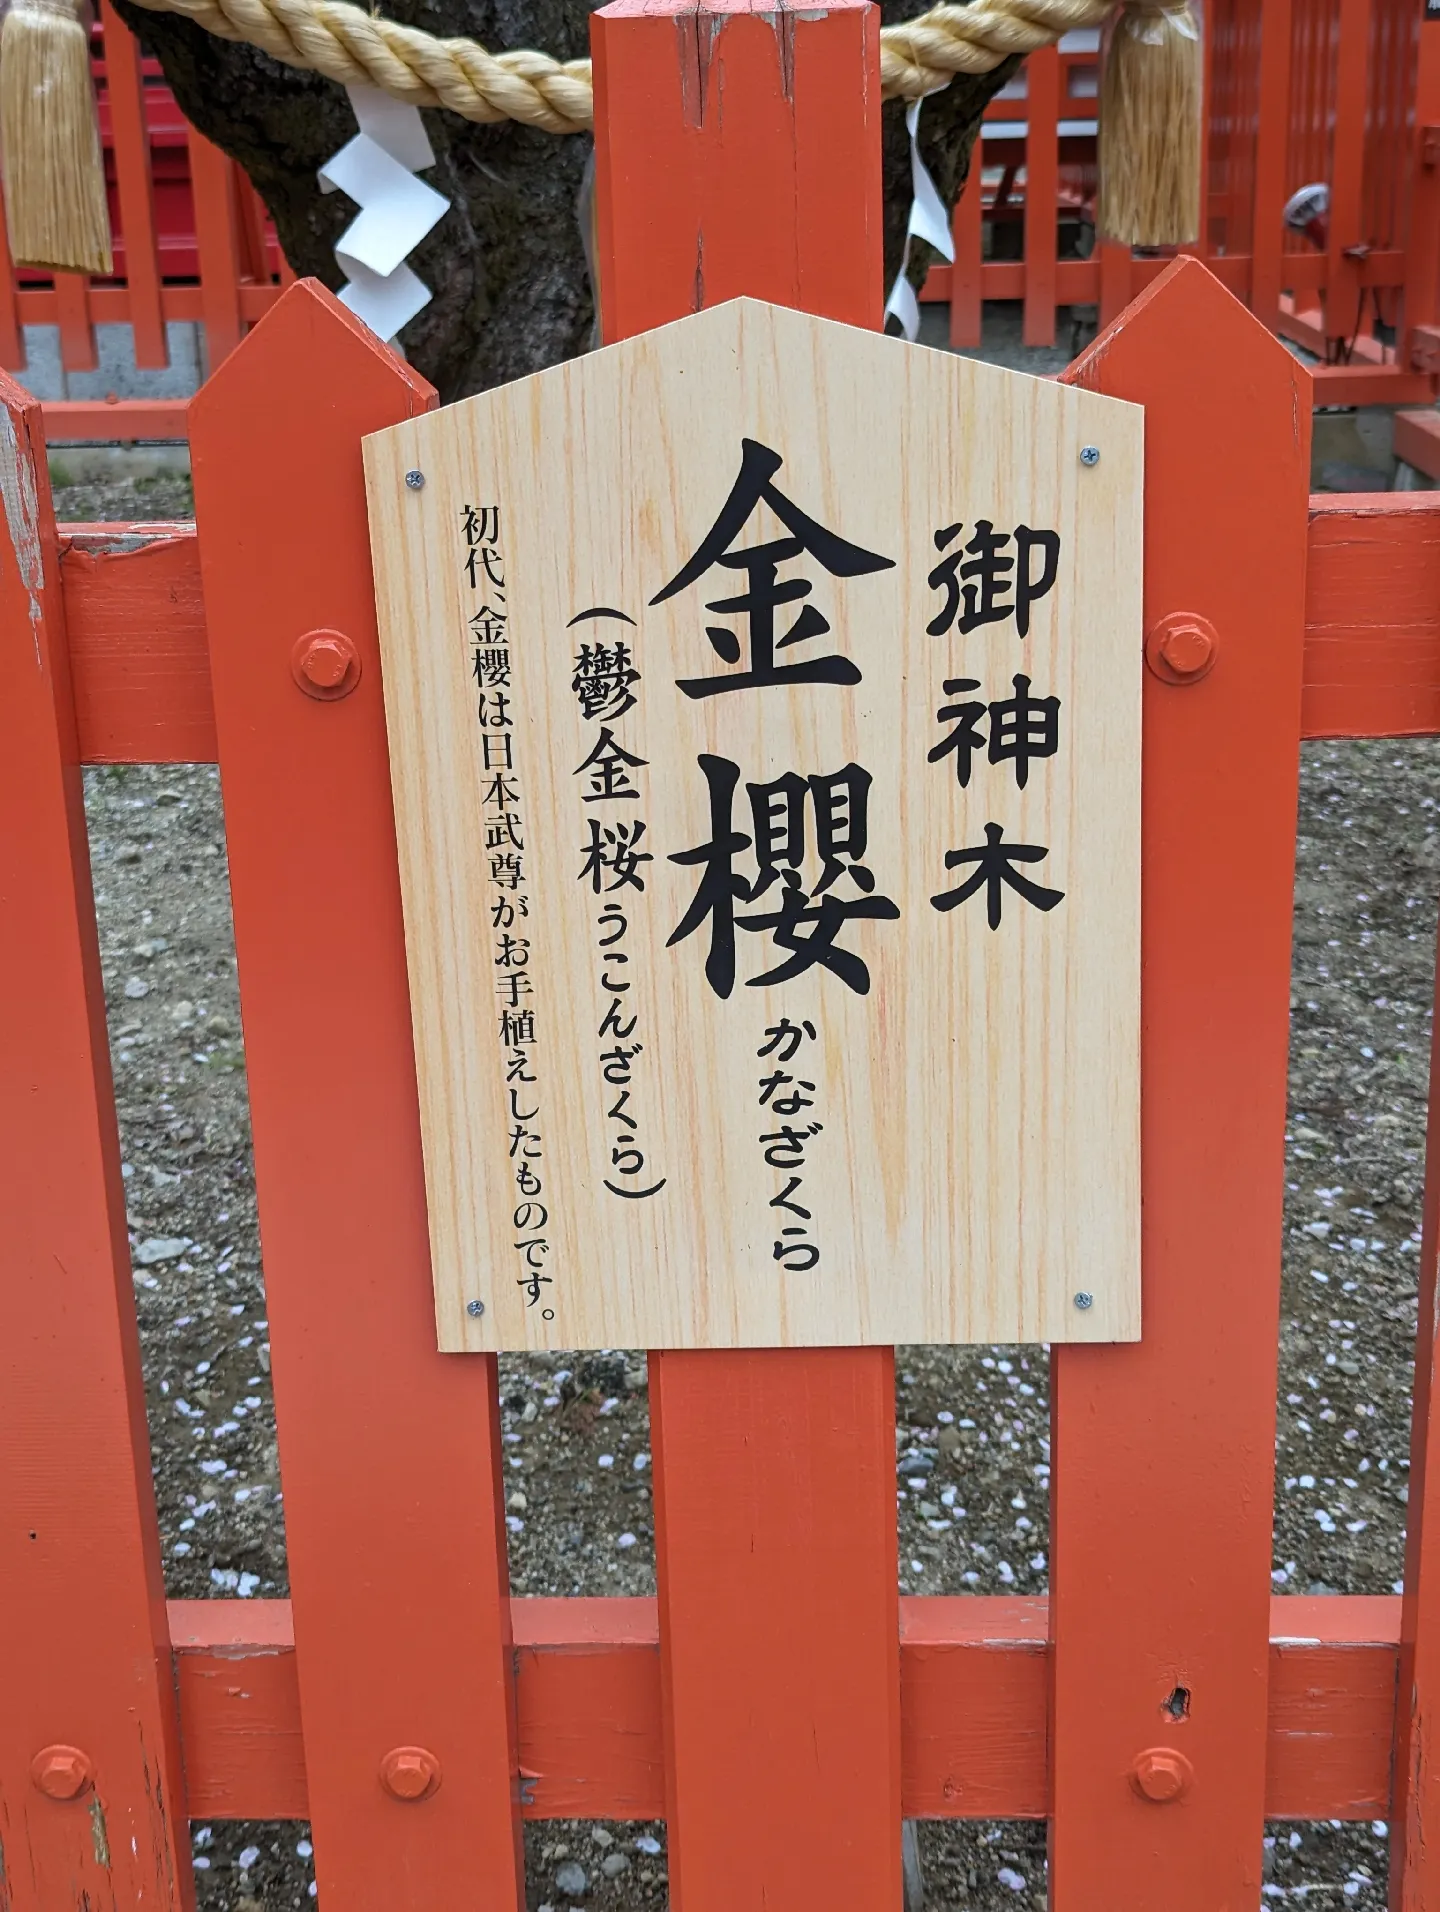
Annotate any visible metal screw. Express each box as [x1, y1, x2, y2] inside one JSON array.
[[1131, 1746, 1193, 1804], [31, 1745, 93, 1801], [379, 1745, 442, 1802], [1079, 445, 1100, 467], [299, 634, 352, 690], [290, 628, 361, 701], [466, 1299, 485, 1318], [1145, 611, 1219, 686], [1073, 1291, 1094, 1311], [405, 470, 425, 491], [1157, 619, 1215, 680]]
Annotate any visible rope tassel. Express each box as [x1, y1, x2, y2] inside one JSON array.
[[1096, 0, 1202, 248], [0, 0, 112, 276]]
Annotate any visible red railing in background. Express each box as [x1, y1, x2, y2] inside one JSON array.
[[7, 0, 1440, 438], [1, 0, 293, 436], [923, 0, 1440, 408]]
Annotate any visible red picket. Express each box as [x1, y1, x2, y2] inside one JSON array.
[[187, 282, 526, 1909], [1022, 45, 1060, 346], [0, 371, 194, 1908], [592, 5, 902, 1908], [1051, 256, 1311, 1910]]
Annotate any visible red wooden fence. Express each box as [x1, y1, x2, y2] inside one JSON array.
[[4, 0, 1439, 441], [6, 2, 1440, 1908], [924, 0, 1440, 406]]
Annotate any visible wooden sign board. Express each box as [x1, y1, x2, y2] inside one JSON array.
[[364, 299, 1142, 1353]]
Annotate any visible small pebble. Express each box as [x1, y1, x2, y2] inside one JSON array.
[[554, 1860, 588, 1898]]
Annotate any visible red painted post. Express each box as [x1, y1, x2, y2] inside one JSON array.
[[0, 372, 194, 1907], [591, 5, 903, 1907], [0, 188, 26, 368], [187, 282, 525, 1910], [187, 130, 245, 367], [1098, 237, 1132, 330], [1022, 45, 1060, 346], [1051, 257, 1310, 1908], [1325, 0, 1371, 347], [53, 273, 98, 373], [1250, 0, 1295, 332], [950, 160, 984, 348], [1391, 346, 1440, 1883], [1392, 913, 1440, 1903], [101, 0, 168, 369], [1401, 8, 1440, 374]]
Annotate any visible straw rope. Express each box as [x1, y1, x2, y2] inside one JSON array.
[[122, 0, 1117, 133]]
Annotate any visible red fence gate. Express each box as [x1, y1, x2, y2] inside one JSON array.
[[6, 2, 1440, 1908]]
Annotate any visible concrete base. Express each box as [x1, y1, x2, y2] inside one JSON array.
[[13, 321, 204, 402]]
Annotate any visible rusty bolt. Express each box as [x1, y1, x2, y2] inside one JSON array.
[[31, 1745, 94, 1800], [291, 629, 361, 701], [1131, 1746, 1193, 1804], [1145, 612, 1219, 686], [379, 1745, 442, 1802]]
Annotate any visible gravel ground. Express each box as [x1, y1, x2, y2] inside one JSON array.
[[62, 455, 1440, 1909]]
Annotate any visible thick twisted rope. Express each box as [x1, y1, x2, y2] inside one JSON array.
[[123, 0, 1117, 132]]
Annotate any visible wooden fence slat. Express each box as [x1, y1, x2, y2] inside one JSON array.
[[187, 130, 244, 368], [100, 1, 169, 370], [1022, 45, 1060, 346], [187, 279, 526, 1909], [1401, 13, 1440, 375], [1051, 256, 1310, 1909], [949, 160, 984, 347], [1098, 238, 1132, 330], [1326, 0, 1371, 347], [1250, 0, 1295, 332], [0, 181, 27, 369], [53, 272, 98, 372], [591, 5, 902, 1906], [1391, 532, 1440, 1900], [0, 372, 194, 1908]]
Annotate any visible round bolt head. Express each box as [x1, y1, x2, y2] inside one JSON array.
[[1073, 1291, 1094, 1311], [466, 1298, 485, 1318], [1079, 445, 1100, 466], [1131, 1745, 1193, 1804], [380, 1745, 442, 1802], [290, 628, 361, 701], [405, 469, 426, 491], [31, 1744, 94, 1800], [301, 637, 350, 688], [1145, 611, 1219, 686]]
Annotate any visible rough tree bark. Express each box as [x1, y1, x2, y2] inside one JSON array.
[[113, 0, 1018, 402]]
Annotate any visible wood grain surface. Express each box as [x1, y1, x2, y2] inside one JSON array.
[[365, 298, 1142, 1351]]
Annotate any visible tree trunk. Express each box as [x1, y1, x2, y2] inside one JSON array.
[[112, 0, 1018, 403]]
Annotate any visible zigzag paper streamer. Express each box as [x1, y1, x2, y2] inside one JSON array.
[[884, 98, 955, 342], [319, 83, 450, 342]]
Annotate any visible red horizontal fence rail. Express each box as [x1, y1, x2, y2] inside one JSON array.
[[9, 4, 1440, 1910]]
